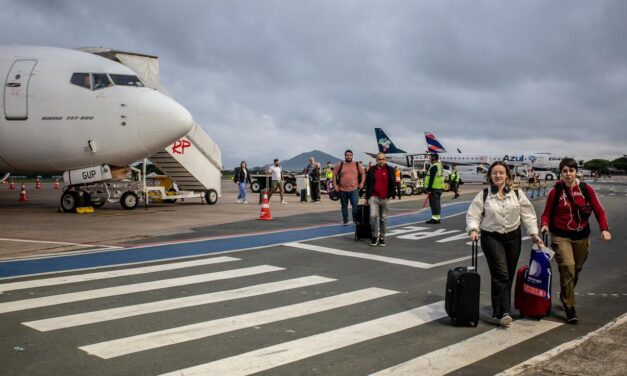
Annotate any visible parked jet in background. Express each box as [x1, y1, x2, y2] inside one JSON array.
[[365, 128, 429, 167], [424, 132, 562, 173]]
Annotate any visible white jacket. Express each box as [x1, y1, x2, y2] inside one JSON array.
[[466, 188, 539, 236]]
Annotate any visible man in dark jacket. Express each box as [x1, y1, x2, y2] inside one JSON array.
[[365, 152, 396, 246]]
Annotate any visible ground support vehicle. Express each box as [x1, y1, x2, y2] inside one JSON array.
[[250, 174, 297, 194]]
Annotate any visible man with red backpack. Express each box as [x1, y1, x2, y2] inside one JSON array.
[[540, 158, 611, 324]]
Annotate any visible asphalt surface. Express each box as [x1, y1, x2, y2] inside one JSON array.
[[0, 178, 625, 375]]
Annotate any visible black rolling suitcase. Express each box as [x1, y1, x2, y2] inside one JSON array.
[[445, 240, 480, 327], [354, 205, 372, 241]]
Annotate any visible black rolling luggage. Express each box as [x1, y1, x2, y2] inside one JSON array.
[[354, 204, 372, 241], [445, 240, 480, 327]]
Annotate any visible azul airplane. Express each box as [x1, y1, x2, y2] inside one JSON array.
[[0, 46, 193, 186], [365, 128, 429, 167], [424, 132, 562, 172]]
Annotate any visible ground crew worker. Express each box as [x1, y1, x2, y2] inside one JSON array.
[[395, 166, 402, 200], [324, 162, 334, 191], [450, 166, 460, 199], [424, 153, 444, 224]]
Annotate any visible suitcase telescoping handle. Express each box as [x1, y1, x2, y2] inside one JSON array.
[[471, 239, 478, 271]]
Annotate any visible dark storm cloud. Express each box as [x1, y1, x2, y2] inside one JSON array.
[[1, 0, 625, 167]]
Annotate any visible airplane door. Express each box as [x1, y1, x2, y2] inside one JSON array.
[[4, 59, 37, 120]]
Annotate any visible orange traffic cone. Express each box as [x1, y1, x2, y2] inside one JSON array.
[[18, 184, 28, 201], [9, 179, 15, 189], [54, 179, 60, 190], [35, 179, 41, 189], [258, 190, 272, 221]]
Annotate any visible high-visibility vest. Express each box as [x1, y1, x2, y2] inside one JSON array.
[[424, 162, 444, 189], [324, 167, 333, 180], [450, 170, 459, 182], [395, 169, 401, 183]]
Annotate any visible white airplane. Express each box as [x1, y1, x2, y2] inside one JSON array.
[[0, 46, 194, 204], [424, 132, 562, 173]]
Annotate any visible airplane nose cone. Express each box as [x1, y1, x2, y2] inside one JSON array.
[[136, 90, 194, 153]]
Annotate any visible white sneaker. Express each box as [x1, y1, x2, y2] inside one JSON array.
[[500, 314, 512, 327], [281, 200, 288, 205], [243, 200, 248, 204], [236, 199, 242, 204]]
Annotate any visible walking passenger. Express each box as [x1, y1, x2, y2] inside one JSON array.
[[466, 161, 543, 327], [233, 160, 252, 204], [333, 150, 365, 225], [310, 162, 321, 202], [424, 153, 444, 224], [540, 158, 611, 324], [267, 159, 287, 204], [365, 153, 396, 246], [303, 157, 319, 202]]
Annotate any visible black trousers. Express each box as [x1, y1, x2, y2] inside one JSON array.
[[481, 227, 522, 318], [310, 179, 320, 201]]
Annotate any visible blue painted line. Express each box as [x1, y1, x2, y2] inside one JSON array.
[[0, 202, 471, 278]]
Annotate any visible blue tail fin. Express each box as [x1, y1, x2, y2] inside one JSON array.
[[424, 132, 447, 153], [375, 128, 407, 154]]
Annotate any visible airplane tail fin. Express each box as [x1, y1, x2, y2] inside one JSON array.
[[375, 128, 406, 154], [424, 132, 447, 153]]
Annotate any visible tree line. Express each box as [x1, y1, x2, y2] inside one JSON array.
[[582, 157, 627, 174]]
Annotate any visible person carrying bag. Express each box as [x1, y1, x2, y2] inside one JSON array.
[[540, 158, 611, 324], [466, 161, 543, 327]]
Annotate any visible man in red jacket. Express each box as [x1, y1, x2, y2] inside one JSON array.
[[540, 158, 611, 324], [365, 153, 397, 246]]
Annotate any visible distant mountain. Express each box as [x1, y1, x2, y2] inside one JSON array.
[[279, 150, 343, 172]]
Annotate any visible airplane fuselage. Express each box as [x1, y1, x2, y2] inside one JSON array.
[[0, 46, 193, 173]]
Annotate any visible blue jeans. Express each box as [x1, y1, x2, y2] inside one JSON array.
[[238, 182, 247, 201], [340, 190, 360, 223]]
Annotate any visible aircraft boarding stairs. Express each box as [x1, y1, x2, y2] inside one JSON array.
[[149, 122, 222, 204]]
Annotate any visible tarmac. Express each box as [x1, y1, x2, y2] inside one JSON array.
[[0, 177, 625, 375]]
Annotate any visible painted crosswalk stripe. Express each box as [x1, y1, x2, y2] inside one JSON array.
[[371, 319, 562, 375], [23, 276, 336, 331], [0, 256, 240, 292], [285, 242, 432, 269], [0, 265, 283, 314], [80, 287, 399, 359], [157, 301, 446, 376]]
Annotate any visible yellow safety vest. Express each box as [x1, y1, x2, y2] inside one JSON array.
[[450, 170, 459, 182], [324, 167, 334, 180], [424, 162, 444, 189]]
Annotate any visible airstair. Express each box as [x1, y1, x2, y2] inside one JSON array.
[[149, 122, 222, 202]]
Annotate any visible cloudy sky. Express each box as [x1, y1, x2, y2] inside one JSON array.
[[2, 0, 626, 168]]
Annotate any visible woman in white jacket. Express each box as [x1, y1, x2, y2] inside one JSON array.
[[466, 161, 543, 327]]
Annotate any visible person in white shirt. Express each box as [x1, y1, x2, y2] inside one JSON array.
[[466, 161, 543, 327], [267, 159, 287, 204]]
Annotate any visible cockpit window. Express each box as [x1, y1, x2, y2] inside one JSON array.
[[110, 74, 144, 87], [70, 73, 91, 90], [93, 73, 112, 90]]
